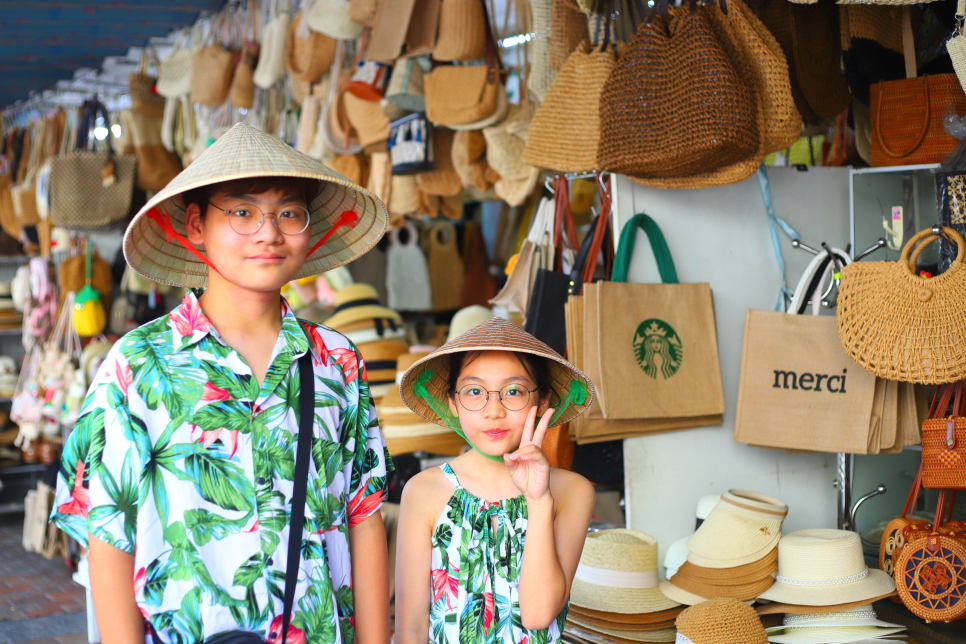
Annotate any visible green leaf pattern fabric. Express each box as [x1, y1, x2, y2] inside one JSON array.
[[430, 464, 567, 644], [50, 291, 391, 644]]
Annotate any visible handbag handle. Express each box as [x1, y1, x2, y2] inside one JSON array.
[[901, 226, 966, 275], [875, 77, 931, 158], [77, 100, 115, 154], [610, 213, 678, 284], [552, 176, 578, 272]]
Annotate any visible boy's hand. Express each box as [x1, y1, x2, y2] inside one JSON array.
[[504, 407, 554, 502]]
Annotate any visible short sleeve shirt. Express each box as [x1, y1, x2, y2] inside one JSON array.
[[51, 291, 391, 644]]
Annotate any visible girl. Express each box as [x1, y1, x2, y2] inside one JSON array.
[[394, 317, 596, 644]]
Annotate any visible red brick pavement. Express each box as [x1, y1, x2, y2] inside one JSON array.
[[0, 515, 86, 622]]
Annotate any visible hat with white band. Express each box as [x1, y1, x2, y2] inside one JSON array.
[[570, 529, 681, 614], [675, 598, 768, 644], [686, 490, 788, 569], [756, 529, 896, 606], [764, 604, 905, 643]]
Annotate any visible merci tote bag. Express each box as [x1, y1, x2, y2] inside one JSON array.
[[595, 214, 725, 421]]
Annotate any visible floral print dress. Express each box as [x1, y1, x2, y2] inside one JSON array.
[[430, 464, 567, 644]]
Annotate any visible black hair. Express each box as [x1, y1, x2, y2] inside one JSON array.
[[447, 350, 558, 407], [182, 177, 318, 219]]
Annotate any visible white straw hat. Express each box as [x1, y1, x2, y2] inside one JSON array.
[[756, 529, 896, 606], [446, 305, 495, 342], [686, 490, 787, 569], [765, 605, 903, 634], [123, 122, 388, 288], [571, 529, 681, 614]]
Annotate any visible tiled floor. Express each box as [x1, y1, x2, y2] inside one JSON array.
[[0, 514, 87, 643]]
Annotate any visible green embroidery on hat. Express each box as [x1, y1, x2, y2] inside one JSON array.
[[634, 319, 682, 380], [549, 379, 588, 426]]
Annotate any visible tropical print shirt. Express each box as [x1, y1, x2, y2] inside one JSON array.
[[51, 291, 391, 644], [430, 464, 566, 644]]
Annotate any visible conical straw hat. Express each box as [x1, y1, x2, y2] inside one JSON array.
[[399, 317, 594, 428], [123, 122, 388, 288]]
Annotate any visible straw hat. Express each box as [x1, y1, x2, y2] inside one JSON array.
[[764, 605, 905, 644], [336, 316, 409, 346], [325, 283, 403, 331], [399, 317, 595, 429], [674, 598, 768, 644], [123, 122, 387, 288], [665, 494, 722, 579], [686, 490, 787, 569], [356, 338, 408, 399], [663, 548, 778, 604], [447, 305, 496, 342], [568, 605, 684, 627], [756, 529, 896, 606], [567, 621, 676, 643], [755, 591, 898, 616], [570, 529, 680, 614]]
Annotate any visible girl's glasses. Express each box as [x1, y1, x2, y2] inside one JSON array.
[[455, 384, 538, 412], [208, 202, 311, 236]]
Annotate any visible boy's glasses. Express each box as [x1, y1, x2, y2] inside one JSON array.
[[455, 384, 538, 412], [208, 202, 311, 236]]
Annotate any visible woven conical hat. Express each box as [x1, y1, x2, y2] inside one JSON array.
[[123, 123, 388, 288], [399, 317, 594, 428]]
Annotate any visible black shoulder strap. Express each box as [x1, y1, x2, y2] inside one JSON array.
[[282, 352, 314, 644]]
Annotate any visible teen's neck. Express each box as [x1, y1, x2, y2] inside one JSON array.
[[199, 283, 283, 337]]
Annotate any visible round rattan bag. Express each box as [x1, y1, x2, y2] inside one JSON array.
[[837, 226, 966, 385], [895, 532, 966, 622]]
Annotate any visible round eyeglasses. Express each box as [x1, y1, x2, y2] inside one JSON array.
[[208, 202, 311, 236], [455, 384, 539, 412]]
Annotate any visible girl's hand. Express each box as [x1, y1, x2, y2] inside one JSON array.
[[504, 407, 554, 501]]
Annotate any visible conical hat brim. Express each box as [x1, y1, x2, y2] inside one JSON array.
[[123, 123, 388, 288]]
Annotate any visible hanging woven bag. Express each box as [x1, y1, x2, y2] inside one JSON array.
[[308, 0, 364, 40], [423, 219, 465, 311], [157, 25, 201, 98], [286, 10, 337, 83], [253, 0, 292, 89], [386, 222, 433, 311], [417, 128, 462, 196], [597, 6, 759, 179], [129, 45, 165, 118], [921, 383, 966, 490], [837, 226, 966, 385], [190, 11, 237, 108], [433, 0, 488, 62], [483, 103, 539, 206], [549, 0, 588, 70], [230, 0, 261, 109]]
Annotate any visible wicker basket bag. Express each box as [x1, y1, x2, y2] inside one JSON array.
[[286, 11, 337, 83], [597, 6, 759, 179], [837, 227, 966, 385], [922, 383, 966, 490]]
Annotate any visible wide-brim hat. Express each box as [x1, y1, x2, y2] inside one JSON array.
[[765, 605, 903, 634], [447, 305, 496, 343], [568, 605, 684, 626], [356, 338, 409, 399], [756, 529, 896, 606], [686, 490, 787, 569], [675, 598, 768, 644], [123, 122, 388, 288], [571, 529, 680, 614], [326, 283, 403, 331], [755, 591, 898, 616], [399, 317, 595, 428], [657, 581, 758, 608], [567, 622, 677, 644]]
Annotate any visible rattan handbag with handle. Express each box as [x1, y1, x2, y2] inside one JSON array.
[[880, 465, 931, 577], [838, 227, 966, 385], [922, 383, 966, 490], [190, 11, 237, 108]]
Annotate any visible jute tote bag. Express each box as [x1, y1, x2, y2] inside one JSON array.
[[594, 214, 725, 421], [733, 311, 878, 453]]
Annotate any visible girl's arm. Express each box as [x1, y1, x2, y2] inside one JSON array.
[[89, 534, 145, 644], [517, 472, 595, 630], [393, 473, 436, 644], [507, 408, 596, 630], [349, 512, 391, 644]]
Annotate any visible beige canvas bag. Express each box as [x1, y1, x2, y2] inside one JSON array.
[[253, 0, 292, 89]]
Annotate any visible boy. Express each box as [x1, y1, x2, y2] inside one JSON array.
[[51, 123, 392, 644]]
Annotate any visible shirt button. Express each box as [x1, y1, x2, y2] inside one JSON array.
[[258, 477, 266, 485], [267, 558, 274, 565]]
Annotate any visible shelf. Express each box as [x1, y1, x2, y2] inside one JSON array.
[[0, 501, 25, 515], [0, 463, 48, 475], [0, 328, 21, 336]]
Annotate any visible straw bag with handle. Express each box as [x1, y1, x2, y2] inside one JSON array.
[[120, 110, 182, 193], [230, 0, 260, 109], [424, 0, 501, 127], [880, 464, 933, 577], [416, 128, 462, 196], [253, 0, 291, 89], [950, 0, 966, 94], [597, 5, 759, 179], [308, 0, 364, 40], [190, 11, 237, 108], [922, 383, 966, 490], [157, 26, 200, 98], [838, 227, 966, 385], [286, 10, 337, 83], [433, 0, 488, 62], [129, 45, 165, 118]]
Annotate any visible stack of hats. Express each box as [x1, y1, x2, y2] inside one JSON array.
[[674, 598, 769, 644], [763, 605, 905, 643], [660, 490, 788, 605], [0, 282, 22, 330], [377, 351, 466, 456], [325, 283, 409, 401], [756, 529, 898, 632], [664, 494, 721, 579], [565, 529, 682, 644]]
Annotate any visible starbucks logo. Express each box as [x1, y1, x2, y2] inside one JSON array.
[[634, 319, 683, 380]]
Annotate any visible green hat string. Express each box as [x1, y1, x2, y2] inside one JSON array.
[[414, 370, 589, 463]]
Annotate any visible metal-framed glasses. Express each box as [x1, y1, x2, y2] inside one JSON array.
[[208, 202, 311, 236], [455, 384, 539, 412]]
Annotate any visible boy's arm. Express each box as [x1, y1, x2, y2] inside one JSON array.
[[89, 534, 145, 644], [348, 511, 390, 644]]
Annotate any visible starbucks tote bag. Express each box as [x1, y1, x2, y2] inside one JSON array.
[[595, 214, 725, 421]]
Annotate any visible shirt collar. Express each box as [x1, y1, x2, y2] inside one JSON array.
[[171, 290, 311, 359]]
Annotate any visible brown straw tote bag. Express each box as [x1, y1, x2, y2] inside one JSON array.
[[190, 12, 236, 108], [550, 0, 589, 70], [597, 6, 759, 179], [523, 40, 617, 173], [837, 226, 966, 385], [230, 0, 260, 109], [630, 0, 801, 189], [286, 11, 337, 83], [433, 0, 488, 62], [423, 219, 465, 311], [870, 74, 966, 167], [417, 128, 463, 196], [129, 45, 165, 118]]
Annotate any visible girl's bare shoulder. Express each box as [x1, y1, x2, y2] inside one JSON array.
[[399, 465, 459, 515], [548, 467, 596, 509]]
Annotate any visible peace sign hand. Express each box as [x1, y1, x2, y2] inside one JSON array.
[[504, 406, 555, 501]]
